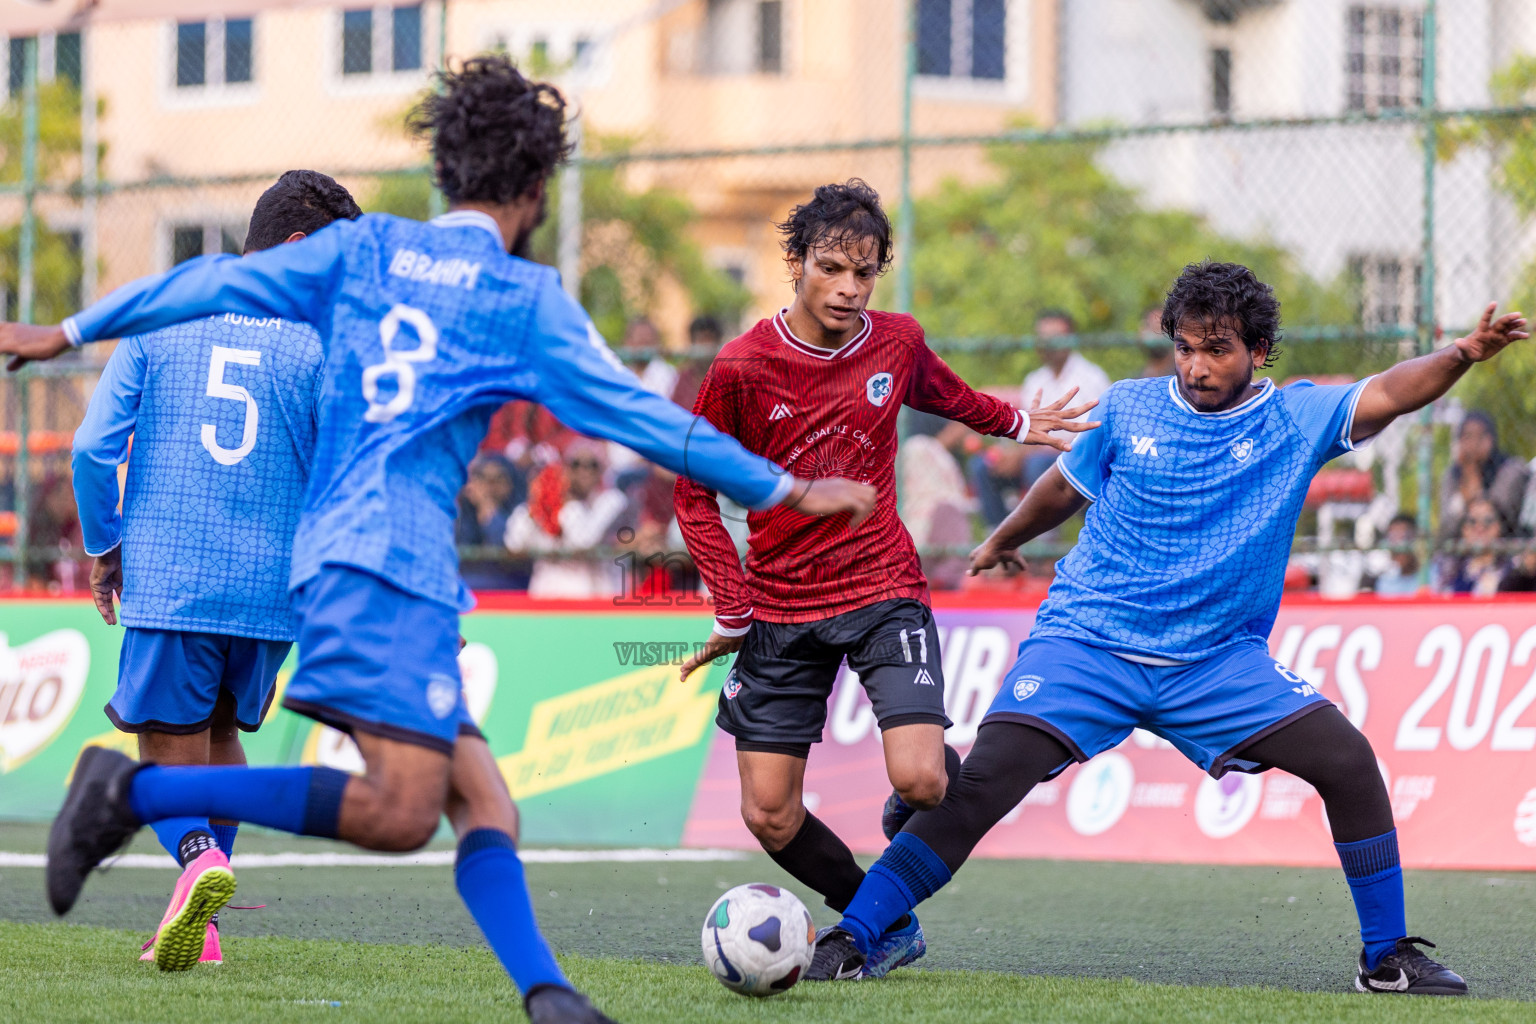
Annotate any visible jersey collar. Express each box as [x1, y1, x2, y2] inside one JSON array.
[[430, 209, 506, 250], [771, 307, 872, 360], [1166, 375, 1276, 418]]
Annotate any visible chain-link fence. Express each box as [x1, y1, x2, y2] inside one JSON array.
[[1, 0, 1534, 599]]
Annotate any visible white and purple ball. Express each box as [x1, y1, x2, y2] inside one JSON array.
[[701, 883, 815, 997]]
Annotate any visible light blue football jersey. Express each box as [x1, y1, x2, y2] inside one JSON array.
[[71, 315, 323, 641], [64, 210, 793, 611], [1037, 374, 1372, 660]]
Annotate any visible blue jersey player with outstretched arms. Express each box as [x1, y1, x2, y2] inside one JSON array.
[[6, 58, 874, 1024], [806, 261, 1527, 996], [71, 170, 362, 970]]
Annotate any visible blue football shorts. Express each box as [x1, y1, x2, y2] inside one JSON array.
[[985, 635, 1332, 778], [282, 564, 480, 755], [108, 628, 290, 734]]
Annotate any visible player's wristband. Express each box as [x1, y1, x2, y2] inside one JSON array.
[[1013, 408, 1032, 442], [62, 317, 85, 347]]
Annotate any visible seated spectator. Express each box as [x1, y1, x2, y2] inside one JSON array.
[[1370, 512, 1421, 597], [619, 316, 679, 399], [456, 455, 528, 591], [970, 310, 1108, 526], [899, 410, 976, 590], [505, 440, 630, 598], [1436, 497, 1508, 596], [480, 399, 573, 471], [29, 463, 87, 593], [1437, 411, 1529, 542], [672, 314, 725, 412], [610, 318, 678, 491], [1500, 546, 1536, 593], [1138, 305, 1175, 378]]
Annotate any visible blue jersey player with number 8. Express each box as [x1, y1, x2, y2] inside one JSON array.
[[70, 170, 362, 970], [5, 57, 875, 1024], [806, 261, 1527, 997]]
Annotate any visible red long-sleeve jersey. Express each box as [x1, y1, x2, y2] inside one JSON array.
[[674, 309, 1026, 630]]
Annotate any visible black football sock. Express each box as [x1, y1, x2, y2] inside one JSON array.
[[944, 743, 962, 787], [1233, 704, 1393, 842], [906, 721, 1072, 872], [766, 812, 866, 914]]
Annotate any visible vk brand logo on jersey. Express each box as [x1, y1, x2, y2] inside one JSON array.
[[769, 402, 793, 421], [1131, 435, 1159, 457], [1013, 675, 1043, 700], [723, 671, 743, 700], [1230, 437, 1254, 462], [865, 372, 894, 407], [913, 668, 935, 686]]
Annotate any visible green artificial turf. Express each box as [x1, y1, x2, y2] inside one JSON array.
[[2, 921, 1534, 1024], [2, 821, 1533, 1021]]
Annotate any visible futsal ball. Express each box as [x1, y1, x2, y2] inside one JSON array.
[[701, 883, 816, 997]]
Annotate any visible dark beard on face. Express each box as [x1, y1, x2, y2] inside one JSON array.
[[1182, 375, 1255, 411], [510, 190, 551, 259]]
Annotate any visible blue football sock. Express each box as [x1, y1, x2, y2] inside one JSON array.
[[1335, 830, 1406, 971], [455, 829, 568, 995], [211, 823, 239, 858], [129, 765, 349, 839], [150, 817, 211, 865], [840, 833, 952, 954]]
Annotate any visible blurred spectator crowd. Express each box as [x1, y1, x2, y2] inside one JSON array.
[[3, 308, 1536, 601]]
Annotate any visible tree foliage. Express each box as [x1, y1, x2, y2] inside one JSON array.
[[902, 136, 1358, 386], [0, 80, 88, 324], [1439, 56, 1536, 457]]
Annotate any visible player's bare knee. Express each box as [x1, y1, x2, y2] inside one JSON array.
[[365, 799, 440, 851], [741, 799, 801, 849], [895, 767, 946, 811]]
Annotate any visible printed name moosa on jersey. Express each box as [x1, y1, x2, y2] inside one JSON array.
[[387, 248, 482, 290]]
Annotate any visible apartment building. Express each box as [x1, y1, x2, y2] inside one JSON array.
[[0, 0, 1057, 339], [1058, 0, 1536, 330]]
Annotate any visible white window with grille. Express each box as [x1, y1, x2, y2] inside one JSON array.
[[1345, 6, 1423, 113]]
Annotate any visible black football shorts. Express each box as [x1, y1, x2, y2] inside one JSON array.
[[715, 598, 951, 757]]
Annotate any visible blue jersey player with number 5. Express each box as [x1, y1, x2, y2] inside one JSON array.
[[806, 261, 1527, 997], [3, 57, 875, 1024], [70, 170, 362, 970]]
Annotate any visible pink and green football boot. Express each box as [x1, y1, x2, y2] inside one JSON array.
[[139, 849, 235, 971]]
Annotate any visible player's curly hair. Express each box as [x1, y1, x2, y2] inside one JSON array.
[[407, 54, 573, 206], [244, 170, 362, 253], [776, 179, 894, 277], [1161, 260, 1282, 367]]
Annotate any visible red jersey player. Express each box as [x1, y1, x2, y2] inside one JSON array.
[[675, 180, 1098, 979]]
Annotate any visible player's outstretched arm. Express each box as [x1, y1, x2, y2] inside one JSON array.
[[1351, 302, 1527, 441], [908, 341, 1099, 447], [0, 225, 351, 370], [968, 463, 1088, 576], [1021, 386, 1101, 452], [0, 323, 70, 371]]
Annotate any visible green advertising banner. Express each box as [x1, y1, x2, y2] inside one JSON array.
[[0, 601, 723, 846]]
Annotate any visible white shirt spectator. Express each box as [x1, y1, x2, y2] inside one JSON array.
[[505, 487, 629, 598], [1021, 352, 1110, 430]]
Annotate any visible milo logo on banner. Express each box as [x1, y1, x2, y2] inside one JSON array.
[[0, 629, 91, 773]]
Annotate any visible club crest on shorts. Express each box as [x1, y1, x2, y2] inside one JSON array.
[[1229, 438, 1254, 462], [723, 671, 742, 700], [865, 372, 894, 407], [1013, 675, 1043, 700], [426, 674, 459, 719]]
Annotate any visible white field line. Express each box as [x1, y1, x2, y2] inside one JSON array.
[[0, 847, 751, 870]]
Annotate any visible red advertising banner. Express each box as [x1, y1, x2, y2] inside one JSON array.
[[682, 598, 1536, 870]]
